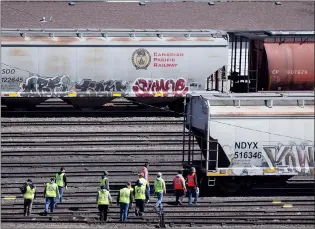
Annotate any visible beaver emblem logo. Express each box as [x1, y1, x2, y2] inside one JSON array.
[[132, 48, 151, 70]]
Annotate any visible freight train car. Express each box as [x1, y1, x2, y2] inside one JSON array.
[[183, 91, 314, 193], [0, 30, 228, 110], [1, 30, 314, 110]]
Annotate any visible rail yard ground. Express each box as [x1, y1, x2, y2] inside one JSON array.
[[1, 99, 314, 228]]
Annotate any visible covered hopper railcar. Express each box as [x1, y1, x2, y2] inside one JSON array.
[[183, 92, 315, 194], [1, 31, 314, 110]]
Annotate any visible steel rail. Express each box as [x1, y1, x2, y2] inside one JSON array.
[[1, 132, 186, 137], [2, 209, 313, 215], [1, 120, 183, 126], [2, 199, 313, 206], [1, 218, 314, 226]]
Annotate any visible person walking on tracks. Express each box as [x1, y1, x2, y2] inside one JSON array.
[[44, 178, 59, 214], [141, 163, 150, 203], [127, 185, 134, 217], [55, 167, 67, 206], [153, 172, 166, 211], [96, 185, 112, 222], [187, 167, 199, 206], [117, 182, 133, 222], [21, 179, 36, 216], [173, 170, 186, 205], [100, 171, 110, 191], [134, 180, 146, 216]]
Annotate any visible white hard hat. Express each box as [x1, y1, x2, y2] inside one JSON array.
[[157, 172, 162, 177]]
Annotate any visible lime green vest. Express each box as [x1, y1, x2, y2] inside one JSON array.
[[56, 173, 65, 187], [100, 177, 108, 186], [135, 185, 146, 200], [119, 188, 131, 204], [23, 185, 36, 200], [97, 190, 109, 205], [45, 183, 58, 198], [154, 179, 164, 193]]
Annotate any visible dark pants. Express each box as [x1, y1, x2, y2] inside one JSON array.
[[24, 199, 33, 216], [135, 199, 145, 216], [175, 190, 185, 205], [45, 197, 55, 213], [98, 204, 109, 221]]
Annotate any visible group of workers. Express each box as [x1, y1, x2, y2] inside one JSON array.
[[20, 167, 67, 216], [21, 164, 199, 222]]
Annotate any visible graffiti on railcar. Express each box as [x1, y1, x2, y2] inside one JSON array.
[[132, 78, 189, 97], [263, 143, 314, 174], [7, 73, 191, 97], [227, 142, 314, 176], [18, 74, 72, 97], [74, 79, 128, 92]]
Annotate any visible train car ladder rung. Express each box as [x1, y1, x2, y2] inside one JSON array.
[[208, 177, 216, 186]]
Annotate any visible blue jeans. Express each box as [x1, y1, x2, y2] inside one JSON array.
[[58, 186, 64, 203], [120, 203, 129, 222], [155, 192, 163, 210], [188, 188, 198, 205], [146, 184, 150, 201], [54, 186, 63, 208], [45, 197, 55, 213]]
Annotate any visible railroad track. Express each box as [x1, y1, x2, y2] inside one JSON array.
[[1, 119, 183, 126], [1, 197, 314, 226], [1, 116, 314, 228]]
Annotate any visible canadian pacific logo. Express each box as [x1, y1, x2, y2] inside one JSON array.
[[132, 48, 151, 70]]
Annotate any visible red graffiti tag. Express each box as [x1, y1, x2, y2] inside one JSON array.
[[132, 78, 189, 97]]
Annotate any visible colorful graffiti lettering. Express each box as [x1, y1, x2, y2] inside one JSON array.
[[131, 78, 189, 97], [263, 143, 314, 174], [19, 74, 72, 97], [74, 79, 128, 92], [16, 74, 191, 97]]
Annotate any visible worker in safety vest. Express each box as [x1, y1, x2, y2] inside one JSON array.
[[173, 170, 186, 205], [187, 167, 199, 206], [100, 171, 109, 191], [22, 179, 36, 216], [44, 178, 60, 214], [127, 185, 134, 217], [134, 180, 146, 216], [55, 167, 67, 206], [117, 182, 133, 222], [140, 163, 150, 203], [96, 185, 112, 222], [153, 172, 166, 211]]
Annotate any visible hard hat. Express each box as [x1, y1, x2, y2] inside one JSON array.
[[157, 172, 162, 177]]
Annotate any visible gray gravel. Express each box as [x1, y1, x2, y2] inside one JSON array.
[[2, 223, 314, 229]]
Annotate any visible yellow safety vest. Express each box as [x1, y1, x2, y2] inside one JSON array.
[[100, 177, 108, 186], [135, 185, 146, 200], [139, 178, 147, 185], [45, 183, 58, 198], [119, 188, 131, 204], [56, 173, 65, 187], [154, 179, 164, 193], [97, 190, 109, 205], [23, 185, 36, 200]]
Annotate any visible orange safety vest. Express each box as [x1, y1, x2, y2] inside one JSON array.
[[187, 173, 196, 187], [141, 168, 149, 182], [173, 176, 184, 190]]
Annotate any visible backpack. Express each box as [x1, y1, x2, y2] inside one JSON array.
[[20, 183, 27, 194]]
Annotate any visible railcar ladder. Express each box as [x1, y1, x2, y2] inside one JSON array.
[[207, 140, 219, 187]]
